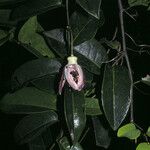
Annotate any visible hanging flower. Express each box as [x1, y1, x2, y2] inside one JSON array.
[[59, 56, 84, 95]]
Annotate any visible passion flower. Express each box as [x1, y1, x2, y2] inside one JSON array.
[[59, 56, 84, 95]]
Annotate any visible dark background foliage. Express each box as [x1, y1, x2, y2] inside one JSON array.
[[0, 0, 150, 149]]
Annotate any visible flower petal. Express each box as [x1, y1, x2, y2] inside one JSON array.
[[65, 64, 84, 91], [59, 72, 66, 95]]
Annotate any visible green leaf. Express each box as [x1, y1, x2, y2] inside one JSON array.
[[0, 30, 8, 46], [70, 143, 83, 150], [92, 116, 111, 148], [18, 16, 54, 58], [136, 143, 150, 150], [0, 9, 17, 26], [148, 6, 150, 10], [102, 38, 121, 51], [0, 30, 7, 39], [70, 11, 101, 45], [28, 136, 46, 150], [128, 0, 150, 7], [58, 137, 70, 150], [64, 88, 86, 143], [141, 75, 150, 86], [11, 0, 62, 21], [0, 0, 25, 6], [84, 69, 93, 84], [0, 87, 57, 114], [31, 75, 56, 94], [85, 98, 102, 116], [14, 110, 58, 144], [146, 126, 150, 137], [117, 123, 141, 140], [58, 137, 83, 150], [41, 127, 53, 148], [44, 29, 107, 74], [11, 58, 61, 89], [76, 0, 102, 19], [101, 65, 131, 130]]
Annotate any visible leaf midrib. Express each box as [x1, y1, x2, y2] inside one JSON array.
[[112, 67, 116, 128]]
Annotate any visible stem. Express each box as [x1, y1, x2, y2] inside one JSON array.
[[79, 128, 90, 143], [118, 0, 134, 122], [66, 0, 74, 56]]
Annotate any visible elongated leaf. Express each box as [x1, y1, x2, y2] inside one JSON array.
[[101, 65, 131, 130], [117, 123, 141, 140], [136, 143, 150, 150], [85, 98, 102, 116], [58, 137, 83, 150], [28, 136, 46, 150], [70, 143, 83, 150], [18, 16, 54, 58], [0, 0, 26, 6], [44, 29, 107, 74], [0, 87, 57, 114], [92, 116, 111, 148], [141, 75, 150, 86], [0, 30, 7, 39], [11, 58, 61, 89], [58, 137, 70, 150], [70, 11, 100, 45], [0, 30, 9, 46], [76, 0, 102, 19], [64, 88, 86, 143], [14, 110, 58, 144], [146, 126, 150, 137], [128, 0, 150, 7], [41, 127, 53, 148], [0, 37, 8, 46], [31, 75, 56, 94], [11, 0, 62, 21], [0, 9, 17, 26]]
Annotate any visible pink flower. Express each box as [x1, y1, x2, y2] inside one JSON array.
[[59, 56, 84, 95]]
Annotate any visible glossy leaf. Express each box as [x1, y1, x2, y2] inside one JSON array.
[[11, 0, 62, 21], [18, 16, 54, 58], [28, 136, 46, 150], [101, 65, 131, 130], [70, 143, 83, 150], [11, 58, 61, 89], [58, 137, 83, 150], [136, 143, 150, 150], [85, 98, 102, 116], [58, 137, 70, 150], [74, 39, 107, 75], [76, 0, 102, 19], [70, 11, 100, 45], [141, 75, 150, 86], [146, 126, 150, 137], [117, 123, 141, 140], [31, 75, 56, 94], [64, 88, 86, 143], [92, 116, 111, 148], [0, 87, 57, 114], [128, 0, 150, 7], [44, 29, 107, 74], [14, 110, 58, 144]]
